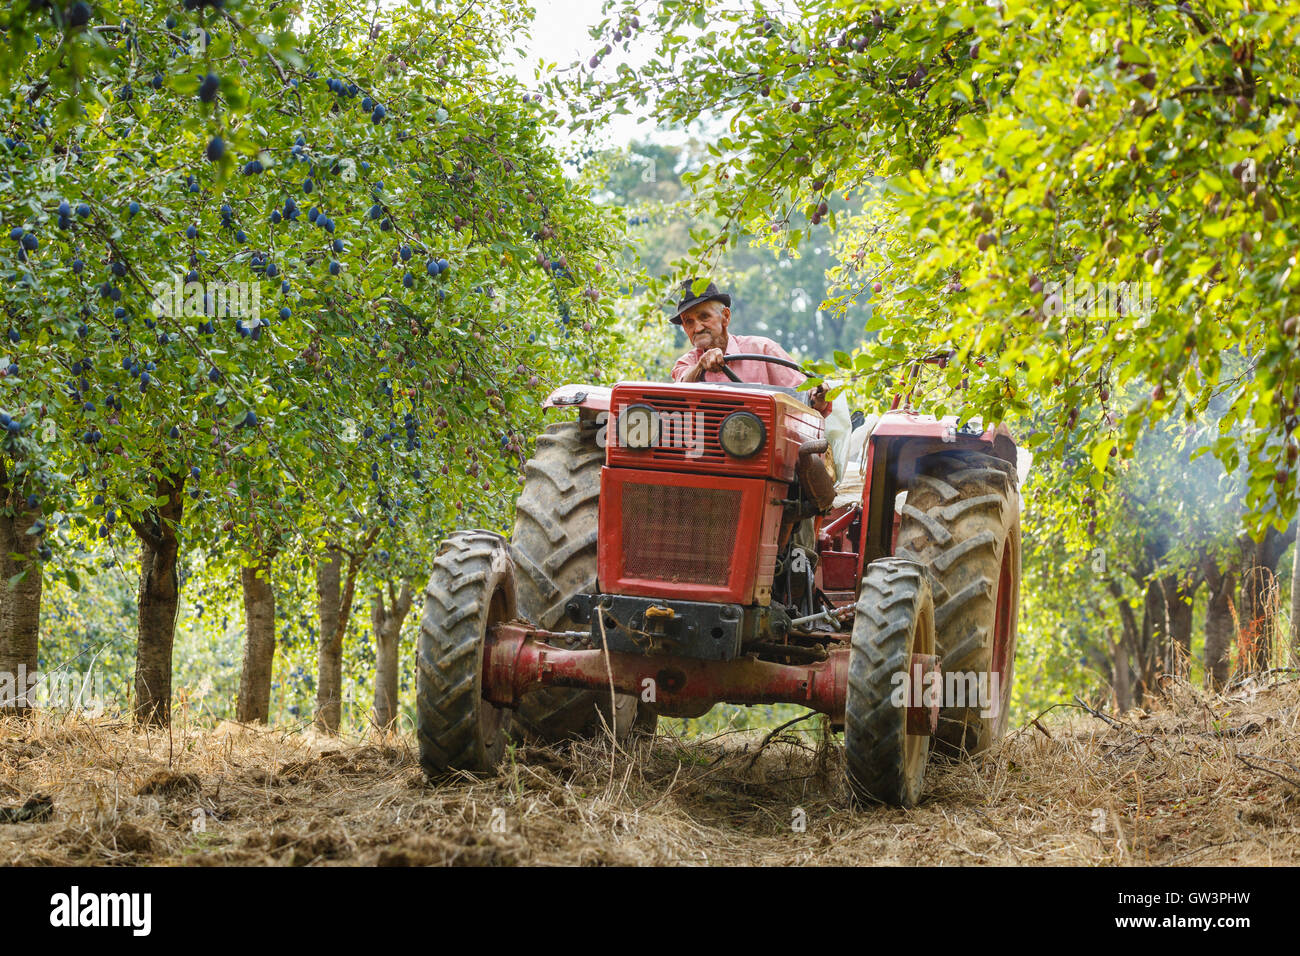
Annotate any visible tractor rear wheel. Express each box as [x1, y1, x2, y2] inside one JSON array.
[[844, 557, 936, 807], [509, 420, 639, 742], [896, 448, 1020, 756], [416, 531, 516, 776]]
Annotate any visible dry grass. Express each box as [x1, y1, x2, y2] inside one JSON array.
[[1, 676, 1297, 866]]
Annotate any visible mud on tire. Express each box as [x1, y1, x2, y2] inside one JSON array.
[[508, 420, 641, 741], [896, 449, 1020, 756]]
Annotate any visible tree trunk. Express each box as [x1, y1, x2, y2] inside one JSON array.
[[314, 547, 342, 733], [1146, 577, 1169, 682], [1204, 566, 1236, 689], [1136, 580, 1162, 700], [1163, 573, 1198, 678], [131, 471, 185, 726], [0, 465, 44, 715], [314, 529, 376, 734], [1200, 555, 1238, 690], [1291, 537, 1300, 667], [1239, 558, 1274, 675], [1106, 627, 1132, 713], [370, 581, 412, 731], [1108, 579, 1144, 706], [237, 552, 277, 723], [1238, 525, 1295, 674]]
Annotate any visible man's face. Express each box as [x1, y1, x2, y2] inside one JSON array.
[[679, 302, 730, 352]]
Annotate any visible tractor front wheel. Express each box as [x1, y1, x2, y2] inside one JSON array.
[[844, 557, 936, 807], [416, 531, 517, 777]]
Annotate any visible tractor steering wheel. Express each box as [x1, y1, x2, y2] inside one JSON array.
[[718, 352, 808, 383]]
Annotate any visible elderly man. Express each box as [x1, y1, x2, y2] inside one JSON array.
[[670, 280, 830, 414]]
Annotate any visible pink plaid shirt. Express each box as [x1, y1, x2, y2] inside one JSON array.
[[671, 333, 807, 389]]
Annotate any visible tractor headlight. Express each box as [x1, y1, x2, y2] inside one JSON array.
[[616, 404, 660, 450], [719, 411, 765, 458]]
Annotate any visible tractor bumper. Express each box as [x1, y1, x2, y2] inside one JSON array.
[[564, 593, 750, 661]]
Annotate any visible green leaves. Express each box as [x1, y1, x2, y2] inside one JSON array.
[[1090, 438, 1116, 474], [572, 0, 1300, 530], [0, 0, 627, 594]]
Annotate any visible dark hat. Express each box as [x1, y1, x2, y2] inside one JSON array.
[[670, 279, 731, 325]]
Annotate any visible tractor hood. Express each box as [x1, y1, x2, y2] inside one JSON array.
[[542, 384, 612, 412], [544, 379, 811, 414]]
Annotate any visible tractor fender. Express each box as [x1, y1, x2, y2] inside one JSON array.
[[868, 411, 1016, 465], [866, 413, 1021, 481], [853, 413, 1023, 584], [542, 384, 612, 413]]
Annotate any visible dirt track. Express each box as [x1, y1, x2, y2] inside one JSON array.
[[1, 677, 1297, 866]]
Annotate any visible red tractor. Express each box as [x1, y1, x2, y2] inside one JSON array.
[[417, 353, 1021, 806]]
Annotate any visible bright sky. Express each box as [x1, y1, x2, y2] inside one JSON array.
[[514, 0, 608, 71], [506, 0, 662, 148]]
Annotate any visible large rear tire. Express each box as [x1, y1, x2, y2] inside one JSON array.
[[844, 558, 936, 807], [416, 531, 516, 776], [509, 420, 639, 742], [896, 448, 1020, 756]]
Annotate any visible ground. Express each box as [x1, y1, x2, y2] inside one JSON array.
[[1, 677, 1297, 866]]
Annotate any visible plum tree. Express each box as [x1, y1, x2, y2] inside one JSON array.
[[0, 0, 625, 727]]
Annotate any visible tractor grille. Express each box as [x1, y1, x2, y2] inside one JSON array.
[[607, 391, 773, 475], [621, 481, 741, 586]]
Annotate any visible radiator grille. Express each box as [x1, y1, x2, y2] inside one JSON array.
[[607, 391, 773, 473], [621, 482, 740, 586]]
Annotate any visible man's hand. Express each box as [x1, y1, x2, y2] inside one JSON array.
[[809, 384, 832, 416], [683, 347, 725, 382]]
